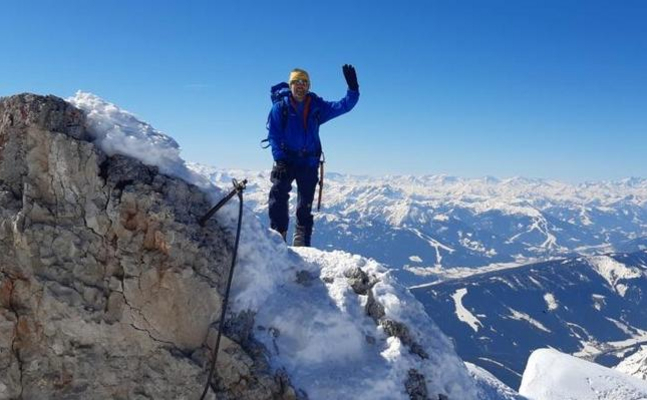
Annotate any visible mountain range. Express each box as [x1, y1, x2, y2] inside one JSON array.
[[191, 166, 647, 391], [192, 166, 647, 286], [412, 251, 647, 389]]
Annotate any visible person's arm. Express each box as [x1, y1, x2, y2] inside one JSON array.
[[267, 102, 286, 161], [319, 64, 360, 124]]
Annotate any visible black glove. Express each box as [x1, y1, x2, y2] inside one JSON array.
[[272, 161, 290, 181], [343, 64, 359, 91]]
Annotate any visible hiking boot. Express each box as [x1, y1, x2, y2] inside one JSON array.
[[292, 224, 312, 247]]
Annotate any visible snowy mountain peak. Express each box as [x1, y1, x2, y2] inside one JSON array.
[[520, 349, 647, 400], [587, 255, 643, 296]]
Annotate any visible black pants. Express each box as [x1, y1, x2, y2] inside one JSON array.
[[268, 163, 319, 233]]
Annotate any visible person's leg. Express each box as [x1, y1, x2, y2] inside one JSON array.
[[268, 164, 294, 240], [293, 166, 318, 246]]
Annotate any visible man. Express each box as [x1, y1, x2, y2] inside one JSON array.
[[267, 65, 359, 246]]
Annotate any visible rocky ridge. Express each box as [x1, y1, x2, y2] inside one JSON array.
[[0, 94, 295, 399]]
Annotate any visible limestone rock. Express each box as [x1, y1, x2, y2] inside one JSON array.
[[0, 94, 291, 399]]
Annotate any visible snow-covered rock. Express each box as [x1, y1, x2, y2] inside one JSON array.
[[244, 247, 481, 399]]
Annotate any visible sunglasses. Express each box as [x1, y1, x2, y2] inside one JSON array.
[[290, 79, 309, 86]]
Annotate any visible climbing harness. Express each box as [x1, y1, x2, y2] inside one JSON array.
[[198, 178, 247, 400]]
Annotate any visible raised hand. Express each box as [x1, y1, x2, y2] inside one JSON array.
[[342, 64, 359, 91]]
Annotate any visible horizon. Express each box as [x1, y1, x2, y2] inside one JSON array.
[[2, 1, 646, 182], [192, 161, 647, 185]]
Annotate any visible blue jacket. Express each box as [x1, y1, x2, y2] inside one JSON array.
[[268, 89, 359, 167]]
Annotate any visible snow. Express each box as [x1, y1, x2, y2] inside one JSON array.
[[478, 358, 523, 379], [591, 294, 606, 311], [604, 328, 647, 354], [616, 345, 647, 381], [466, 362, 526, 400], [506, 215, 562, 251], [408, 260, 536, 289], [490, 276, 516, 290], [451, 288, 484, 332], [606, 317, 637, 336], [587, 255, 643, 297], [543, 293, 558, 311], [572, 343, 599, 359], [433, 214, 450, 221], [506, 308, 551, 333], [234, 240, 481, 399], [68, 91, 213, 192], [520, 348, 647, 400], [69, 92, 482, 399], [411, 227, 454, 266]]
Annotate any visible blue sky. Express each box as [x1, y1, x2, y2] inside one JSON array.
[[1, 1, 646, 182]]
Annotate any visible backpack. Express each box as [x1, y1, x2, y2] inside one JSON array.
[[261, 82, 291, 149], [261, 82, 321, 153]]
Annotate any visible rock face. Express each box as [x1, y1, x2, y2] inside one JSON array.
[[0, 94, 290, 399]]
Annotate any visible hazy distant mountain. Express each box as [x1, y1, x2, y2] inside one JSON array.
[[411, 251, 647, 389], [192, 165, 647, 286]]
